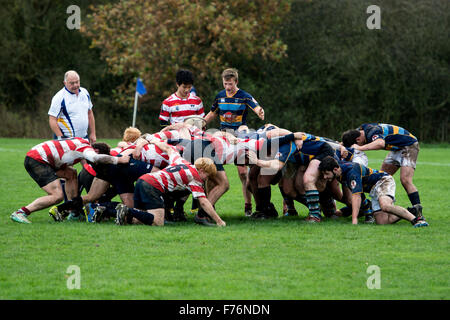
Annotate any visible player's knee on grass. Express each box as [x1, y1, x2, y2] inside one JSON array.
[[378, 196, 394, 213], [374, 211, 390, 224], [151, 208, 165, 226]]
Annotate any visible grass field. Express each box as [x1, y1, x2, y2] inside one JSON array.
[[0, 138, 449, 300]]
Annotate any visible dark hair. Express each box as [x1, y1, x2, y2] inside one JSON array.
[[318, 156, 339, 172], [91, 142, 111, 155], [176, 69, 194, 85], [341, 129, 361, 148]]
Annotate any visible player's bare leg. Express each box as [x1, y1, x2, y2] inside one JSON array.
[[24, 179, 65, 213]]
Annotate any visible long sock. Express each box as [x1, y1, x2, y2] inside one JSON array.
[[408, 191, 421, 206], [60, 179, 68, 202], [128, 208, 155, 225], [294, 194, 308, 207], [99, 201, 120, 218], [57, 196, 83, 211], [256, 186, 271, 211], [191, 198, 199, 210], [20, 207, 31, 215], [175, 198, 187, 211], [279, 185, 295, 210], [305, 190, 321, 218], [340, 206, 352, 217]]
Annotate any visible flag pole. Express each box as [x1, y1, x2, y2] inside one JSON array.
[[132, 90, 139, 127]]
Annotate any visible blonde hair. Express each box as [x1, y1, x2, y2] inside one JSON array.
[[123, 127, 142, 143], [221, 68, 238, 82], [194, 157, 217, 178]]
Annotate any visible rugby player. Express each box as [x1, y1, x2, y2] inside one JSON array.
[[318, 156, 428, 227], [204, 68, 265, 216], [342, 123, 423, 219], [159, 69, 204, 128], [10, 138, 129, 224], [115, 137, 226, 227]]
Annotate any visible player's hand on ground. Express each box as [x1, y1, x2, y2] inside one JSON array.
[[216, 220, 226, 227]]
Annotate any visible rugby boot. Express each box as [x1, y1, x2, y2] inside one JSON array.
[[194, 214, 216, 227], [412, 217, 429, 228], [305, 214, 322, 223], [172, 208, 187, 222], [407, 204, 424, 220], [48, 206, 63, 222], [11, 211, 31, 224], [115, 204, 129, 225], [93, 205, 107, 222]]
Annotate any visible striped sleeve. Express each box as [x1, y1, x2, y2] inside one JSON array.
[[188, 182, 206, 199], [159, 102, 170, 121], [196, 101, 205, 117]]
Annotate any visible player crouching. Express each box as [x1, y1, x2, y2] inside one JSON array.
[[318, 156, 429, 227], [115, 137, 226, 227]]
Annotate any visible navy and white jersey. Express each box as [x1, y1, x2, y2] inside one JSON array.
[[48, 87, 93, 138], [338, 160, 389, 194], [210, 89, 260, 130], [359, 123, 418, 151]]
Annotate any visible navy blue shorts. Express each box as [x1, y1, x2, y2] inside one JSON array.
[[134, 179, 165, 210], [94, 158, 153, 194]]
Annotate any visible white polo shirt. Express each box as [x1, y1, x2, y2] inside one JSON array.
[[48, 87, 93, 138]]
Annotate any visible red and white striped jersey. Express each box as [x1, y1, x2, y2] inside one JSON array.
[[139, 153, 206, 198], [26, 137, 96, 169], [110, 142, 136, 156], [218, 137, 265, 164], [138, 141, 180, 169], [153, 130, 181, 141], [159, 92, 205, 124]]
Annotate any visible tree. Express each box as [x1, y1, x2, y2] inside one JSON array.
[[81, 0, 290, 107]]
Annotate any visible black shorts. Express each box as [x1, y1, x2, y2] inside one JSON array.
[[181, 139, 225, 171], [78, 167, 95, 193], [24, 156, 58, 188], [134, 179, 165, 210]]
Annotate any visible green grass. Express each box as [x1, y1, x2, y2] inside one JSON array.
[[0, 138, 449, 300]]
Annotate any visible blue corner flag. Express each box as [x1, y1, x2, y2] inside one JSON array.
[[136, 78, 147, 96]]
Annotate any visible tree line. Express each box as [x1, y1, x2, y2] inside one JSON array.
[[0, 0, 448, 142]]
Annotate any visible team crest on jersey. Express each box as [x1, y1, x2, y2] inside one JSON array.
[[221, 98, 225, 103], [350, 180, 357, 189], [372, 135, 379, 141], [176, 106, 179, 111]]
